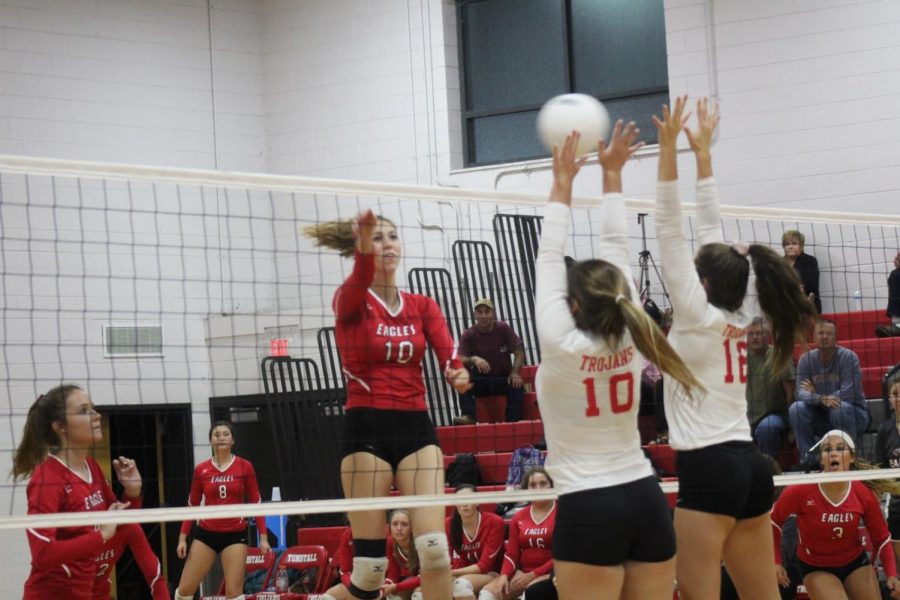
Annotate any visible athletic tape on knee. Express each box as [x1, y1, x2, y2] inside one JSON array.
[[414, 531, 451, 570], [349, 555, 388, 597], [174, 589, 193, 600], [453, 577, 474, 598], [411, 592, 423, 600], [478, 590, 497, 600]]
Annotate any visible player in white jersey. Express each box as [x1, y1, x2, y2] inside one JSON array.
[[535, 125, 701, 600], [653, 96, 816, 600]]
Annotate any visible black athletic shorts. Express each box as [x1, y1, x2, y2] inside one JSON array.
[[796, 551, 870, 582], [341, 407, 439, 470], [195, 526, 248, 553], [522, 575, 557, 600], [552, 475, 675, 566], [676, 441, 773, 519]]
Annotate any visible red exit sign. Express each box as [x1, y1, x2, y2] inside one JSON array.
[[270, 338, 289, 356]]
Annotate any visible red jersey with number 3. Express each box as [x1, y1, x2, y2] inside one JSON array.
[[179, 456, 265, 535], [446, 512, 505, 573], [334, 252, 461, 411], [501, 503, 556, 577], [772, 481, 897, 576], [93, 523, 169, 600], [24, 456, 142, 600]]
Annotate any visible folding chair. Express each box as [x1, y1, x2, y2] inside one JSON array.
[[201, 547, 276, 599], [247, 544, 331, 599]]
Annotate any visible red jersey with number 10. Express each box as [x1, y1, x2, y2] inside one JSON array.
[[334, 252, 461, 411], [179, 456, 265, 535], [501, 503, 556, 577]]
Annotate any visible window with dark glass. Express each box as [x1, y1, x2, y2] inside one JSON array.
[[458, 0, 668, 166]]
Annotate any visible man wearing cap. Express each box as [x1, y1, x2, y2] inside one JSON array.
[[455, 298, 526, 425]]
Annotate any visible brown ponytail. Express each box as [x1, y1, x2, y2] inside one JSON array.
[[567, 259, 702, 396], [303, 215, 397, 258], [11, 385, 81, 481], [748, 244, 817, 374]]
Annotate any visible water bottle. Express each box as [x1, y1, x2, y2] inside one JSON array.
[[852, 289, 863, 311], [275, 566, 289, 593]]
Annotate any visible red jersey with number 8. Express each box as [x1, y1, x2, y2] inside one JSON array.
[[179, 456, 265, 535], [334, 252, 461, 411]]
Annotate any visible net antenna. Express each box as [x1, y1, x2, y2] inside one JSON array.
[[637, 212, 669, 307]]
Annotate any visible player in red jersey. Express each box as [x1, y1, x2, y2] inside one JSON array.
[[306, 210, 471, 600], [381, 509, 421, 600], [175, 421, 269, 600], [12, 385, 143, 600], [336, 526, 354, 588], [771, 430, 900, 599], [445, 485, 505, 600], [481, 468, 556, 600], [93, 523, 169, 600]]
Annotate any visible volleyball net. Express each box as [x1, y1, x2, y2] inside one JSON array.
[[1, 153, 899, 528]]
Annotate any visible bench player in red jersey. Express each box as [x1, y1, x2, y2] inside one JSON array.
[[175, 421, 269, 600], [13, 385, 143, 600], [306, 210, 471, 600], [445, 485, 505, 600], [481, 468, 556, 600]]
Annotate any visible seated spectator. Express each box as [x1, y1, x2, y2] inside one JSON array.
[[334, 526, 353, 588], [481, 468, 556, 600], [876, 250, 900, 337], [789, 320, 869, 465], [745, 317, 795, 459], [782, 229, 821, 313], [875, 373, 900, 574], [455, 298, 525, 424], [381, 509, 420, 600], [446, 485, 504, 600]]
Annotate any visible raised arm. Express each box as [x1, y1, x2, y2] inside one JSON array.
[[596, 120, 644, 278], [333, 210, 378, 321], [535, 132, 588, 352], [652, 96, 709, 325], [684, 98, 722, 245]]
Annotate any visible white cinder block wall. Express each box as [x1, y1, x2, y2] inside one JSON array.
[[1, 0, 900, 593]]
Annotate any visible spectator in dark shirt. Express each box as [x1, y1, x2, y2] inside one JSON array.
[[876, 250, 900, 337], [782, 230, 821, 313], [455, 298, 525, 424], [745, 317, 795, 459]]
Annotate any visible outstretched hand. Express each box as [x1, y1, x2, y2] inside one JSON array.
[[684, 97, 719, 157], [598, 119, 644, 174], [652, 94, 691, 149], [354, 209, 378, 254], [550, 131, 589, 206]]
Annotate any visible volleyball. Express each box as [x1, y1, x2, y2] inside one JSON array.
[[536, 93, 610, 155]]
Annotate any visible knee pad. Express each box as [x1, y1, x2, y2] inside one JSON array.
[[478, 590, 497, 600], [349, 556, 388, 598], [411, 592, 423, 600], [174, 590, 193, 600], [453, 577, 474, 598], [414, 531, 451, 571]]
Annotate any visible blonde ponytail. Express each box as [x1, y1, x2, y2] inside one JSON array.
[[303, 219, 356, 257], [619, 299, 704, 396]]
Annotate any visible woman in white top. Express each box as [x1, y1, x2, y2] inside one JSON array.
[[536, 124, 701, 600], [653, 96, 816, 600]]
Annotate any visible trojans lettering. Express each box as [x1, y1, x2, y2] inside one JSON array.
[[375, 323, 417, 337], [579, 347, 634, 373]]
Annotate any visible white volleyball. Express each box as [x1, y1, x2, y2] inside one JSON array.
[[536, 93, 610, 155]]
